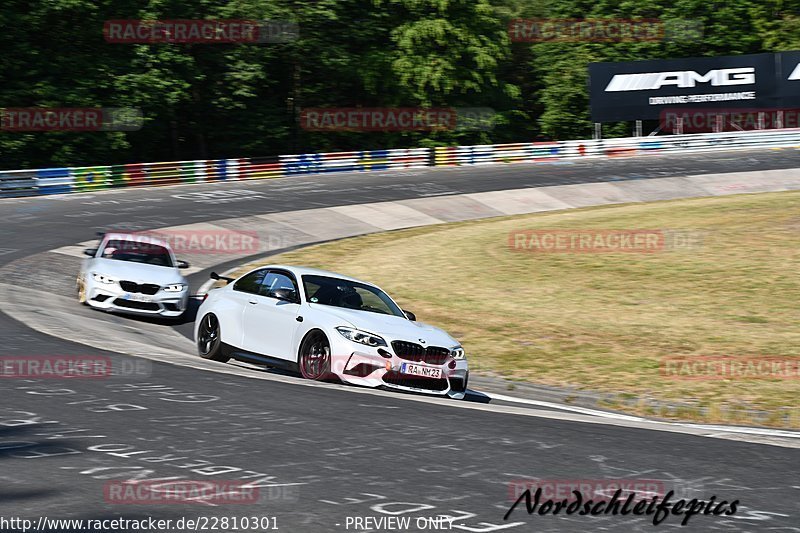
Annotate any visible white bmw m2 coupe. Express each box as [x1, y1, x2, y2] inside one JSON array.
[[78, 233, 190, 318], [194, 265, 469, 399]]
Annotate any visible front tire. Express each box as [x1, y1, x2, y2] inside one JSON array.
[[197, 313, 229, 362], [77, 275, 87, 305], [299, 331, 331, 381]]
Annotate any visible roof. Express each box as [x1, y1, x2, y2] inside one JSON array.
[[263, 264, 378, 287]]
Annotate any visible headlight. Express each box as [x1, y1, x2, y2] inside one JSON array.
[[91, 273, 117, 284], [163, 284, 186, 292], [451, 346, 466, 360], [336, 327, 387, 347]]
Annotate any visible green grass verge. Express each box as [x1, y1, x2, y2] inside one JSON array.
[[235, 191, 800, 427]]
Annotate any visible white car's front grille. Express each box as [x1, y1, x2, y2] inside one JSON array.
[[119, 280, 160, 295], [391, 341, 450, 365]]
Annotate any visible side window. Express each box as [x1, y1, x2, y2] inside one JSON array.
[[233, 269, 268, 294], [305, 280, 322, 301], [261, 271, 299, 300]]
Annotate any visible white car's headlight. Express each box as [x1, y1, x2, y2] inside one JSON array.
[[163, 284, 187, 293], [336, 327, 387, 347], [92, 273, 117, 285], [451, 346, 466, 360]]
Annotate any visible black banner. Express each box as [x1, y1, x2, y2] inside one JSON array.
[[777, 51, 800, 107], [589, 53, 782, 122]]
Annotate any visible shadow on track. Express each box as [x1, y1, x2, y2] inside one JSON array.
[[0, 425, 71, 504]]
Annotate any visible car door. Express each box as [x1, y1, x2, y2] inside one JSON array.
[[241, 269, 302, 360], [225, 268, 270, 348]]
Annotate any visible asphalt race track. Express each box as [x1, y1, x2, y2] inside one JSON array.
[[1, 149, 799, 533]]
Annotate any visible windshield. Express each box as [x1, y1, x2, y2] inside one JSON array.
[[302, 275, 405, 318], [100, 239, 174, 268]]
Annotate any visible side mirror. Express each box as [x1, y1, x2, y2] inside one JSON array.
[[210, 271, 235, 284], [177, 260, 190, 269], [403, 309, 416, 321], [83, 248, 98, 257], [272, 288, 299, 303]]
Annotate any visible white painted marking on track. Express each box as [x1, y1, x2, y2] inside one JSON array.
[[419, 191, 456, 197], [50, 240, 97, 258], [482, 392, 646, 421], [358, 404, 399, 409], [483, 392, 800, 439], [673, 424, 800, 439]]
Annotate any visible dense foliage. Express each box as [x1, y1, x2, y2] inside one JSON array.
[[1, 0, 798, 169]]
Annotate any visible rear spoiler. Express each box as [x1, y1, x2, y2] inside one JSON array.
[[210, 271, 235, 284]]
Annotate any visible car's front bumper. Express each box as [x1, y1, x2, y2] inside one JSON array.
[[85, 279, 188, 317], [328, 337, 469, 399]]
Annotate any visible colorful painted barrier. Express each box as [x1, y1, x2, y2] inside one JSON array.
[[2, 129, 800, 198]]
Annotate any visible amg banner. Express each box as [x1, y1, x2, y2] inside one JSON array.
[[777, 50, 800, 104], [589, 52, 800, 122]]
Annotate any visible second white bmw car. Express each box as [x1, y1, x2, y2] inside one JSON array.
[[194, 265, 469, 399], [77, 232, 190, 318]]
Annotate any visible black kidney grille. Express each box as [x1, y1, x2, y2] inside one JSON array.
[[424, 346, 451, 365], [392, 340, 425, 360], [119, 281, 160, 295], [119, 281, 138, 292], [391, 341, 450, 365]]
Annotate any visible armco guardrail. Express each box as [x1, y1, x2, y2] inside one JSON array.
[[2, 129, 800, 198]]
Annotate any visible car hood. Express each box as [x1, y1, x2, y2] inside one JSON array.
[[89, 258, 185, 285], [310, 305, 458, 347]]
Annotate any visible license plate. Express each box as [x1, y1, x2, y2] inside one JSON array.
[[400, 363, 442, 379], [124, 293, 152, 302]]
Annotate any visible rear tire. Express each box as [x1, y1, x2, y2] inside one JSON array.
[[299, 331, 332, 381], [197, 313, 229, 362]]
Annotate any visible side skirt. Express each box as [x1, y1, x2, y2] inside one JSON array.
[[221, 342, 300, 373]]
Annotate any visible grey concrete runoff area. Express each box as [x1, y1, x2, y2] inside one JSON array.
[[1, 147, 799, 532]]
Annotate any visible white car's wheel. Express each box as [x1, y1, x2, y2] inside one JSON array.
[[197, 313, 229, 362], [77, 275, 88, 305], [299, 331, 332, 381]]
